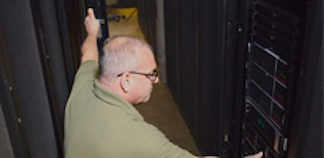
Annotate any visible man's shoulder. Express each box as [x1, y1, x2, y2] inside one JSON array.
[[77, 60, 99, 74], [70, 60, 98, 92]]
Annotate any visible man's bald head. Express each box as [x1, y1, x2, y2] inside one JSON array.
[[98, 35, 152, 85]]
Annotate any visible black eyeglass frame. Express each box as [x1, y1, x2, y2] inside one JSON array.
[[117, 69, 158, 81]]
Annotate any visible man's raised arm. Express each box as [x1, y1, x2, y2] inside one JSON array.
[[81, 8, 100, 64]]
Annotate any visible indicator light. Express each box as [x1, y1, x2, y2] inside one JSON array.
[[258, 119, 265, 128]]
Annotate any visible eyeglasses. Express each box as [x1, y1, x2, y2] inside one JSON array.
[[117, 69, 158, 82]]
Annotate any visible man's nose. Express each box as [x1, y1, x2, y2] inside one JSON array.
[[154, 77, 159, 84]]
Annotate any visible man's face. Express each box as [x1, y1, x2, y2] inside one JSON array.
[[130, 48, 159, 105]]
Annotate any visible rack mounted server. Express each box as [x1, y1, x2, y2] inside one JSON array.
[[243, 1, 306, 157]]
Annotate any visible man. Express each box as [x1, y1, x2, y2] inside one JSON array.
[[64, 8, 263, 158]]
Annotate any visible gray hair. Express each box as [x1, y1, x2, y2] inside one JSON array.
[[98, 35, 152, 85]]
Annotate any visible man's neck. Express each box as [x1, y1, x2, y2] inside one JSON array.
[[98, 79, 134, 105]]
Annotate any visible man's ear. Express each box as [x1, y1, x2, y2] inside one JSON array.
[[120, 73, 132, 92]]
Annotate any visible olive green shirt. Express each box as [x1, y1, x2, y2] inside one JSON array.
[[64, 60, 193, 158]]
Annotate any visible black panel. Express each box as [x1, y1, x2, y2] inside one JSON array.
[[64, 0, 86, 68], [165, 0, 232, 155], [197, 0, 226, 155], [37, 0, 72, 149], [55, 0, 78, 88], [178, 0, 199, 141], [286, 0, 323, 157], [0, 0, 89, 157], [137, 0, 156, 55], [164, 0, 180, 103], [299, 53, 322, 158], [0, 0, 60, 157], [0, 21, 31, 158], [222, 0, 239, 155], [229, 0, 252, 156]]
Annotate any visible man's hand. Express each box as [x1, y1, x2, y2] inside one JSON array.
[[84, 8, 100, 37], [81, 8, 100, 63], [244, 152, 263, 158]]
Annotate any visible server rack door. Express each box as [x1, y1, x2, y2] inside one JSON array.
[[0, 0, 63, 157], [0, 39, 31, 157], [165, 0, 241, 155], [286, 0, 323, 157], [0, 0, 93, 157]]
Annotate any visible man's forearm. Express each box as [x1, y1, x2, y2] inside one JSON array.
[[81, 34, 99, 63], [80, 8, 100, 64]]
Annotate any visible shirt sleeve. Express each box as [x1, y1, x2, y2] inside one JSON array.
[[132, 121, 194, 158], [71, 60, 99, 92], [136, 123, 193, 158]]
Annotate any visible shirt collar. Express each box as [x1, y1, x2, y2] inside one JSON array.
[[93, 79, 143, 121]]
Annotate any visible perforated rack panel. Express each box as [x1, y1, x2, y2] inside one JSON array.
[[243, 1, 303, 157]]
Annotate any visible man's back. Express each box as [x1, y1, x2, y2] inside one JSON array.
[[64, 61, 193, 158]]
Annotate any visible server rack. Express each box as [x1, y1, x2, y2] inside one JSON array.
[[243, 1, 303, 157], [164, 0, 322, 157], [0, 0, 92, 157], [235, 0, 322, 157]]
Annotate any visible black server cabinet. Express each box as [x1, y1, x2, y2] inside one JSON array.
[[137, 0, 157, 55], [164, 0, 321, 157], [164, 0, 322, 156], [164, 0, 229, 155], [244, 1, 304, 157], [0, 0, 94, 157], [232, 0, 322, 158]]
